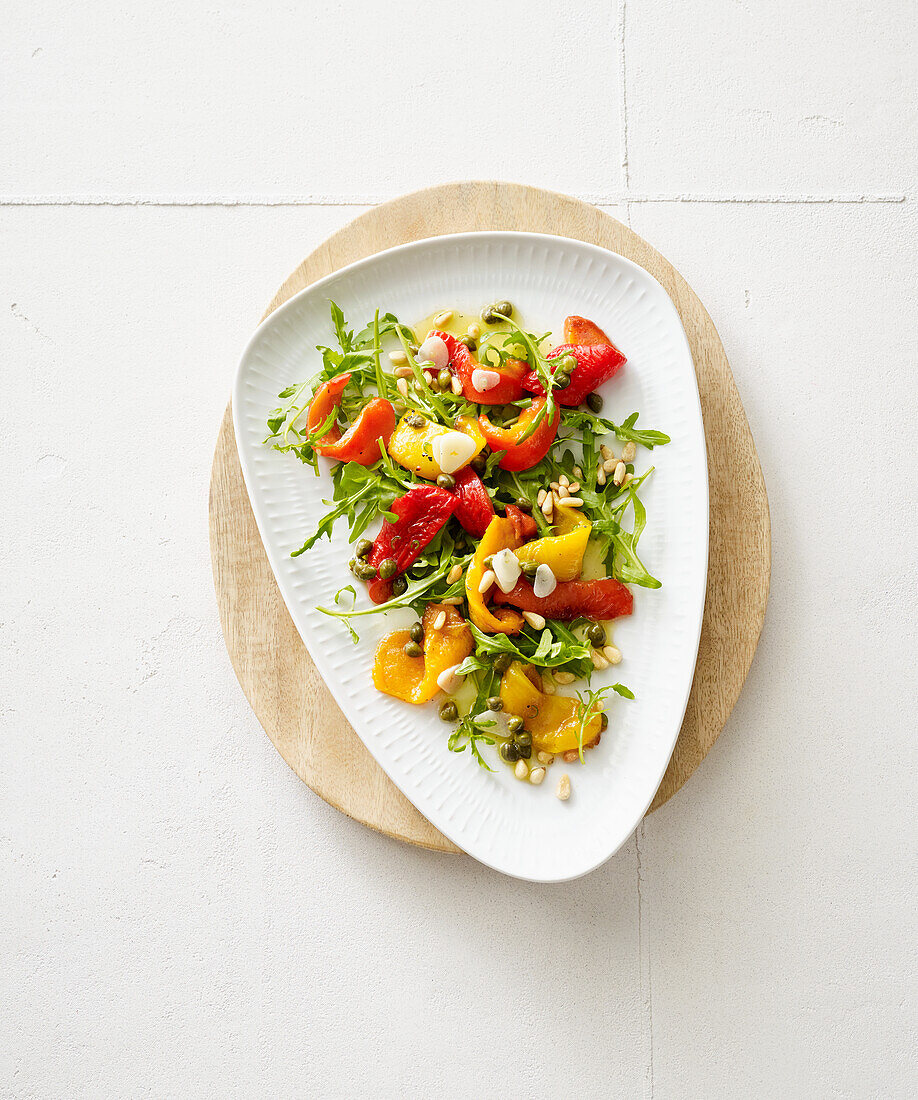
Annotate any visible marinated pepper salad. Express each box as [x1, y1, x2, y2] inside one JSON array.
[[265, 301, 669, 794]]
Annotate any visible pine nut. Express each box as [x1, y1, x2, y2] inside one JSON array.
[[559, 474, 570, 488], [596, 465, 607, 487], [529, 766, 546, 786], [550, 481, 560, 492], [624, 472, 633, 485], [440, 596, 464, 605], [568, 482, 580, 494], [389, 350, 408, 364], [393, 401, 406, 415], [447, 564, 463, 585], [541, 677, 556, 696], [613, 461, 626, 486], [394, 365, 414, 378], [556, 774, 571, 800], [603, 644, 622, 665], [467, 322, 481, 338], [432, 611, 447, 631], [433, 310, 453, 326], [622, 441, 636, 462], [591, 649, 609, 670], [537, 489, 547, 506], [572, 466, 583, 479], [514, 759, 529, 780], [556, 484, 569, 499], [396, 377, 409, 397], [553, 670, 575, 685], [603, 457, 618, 474], [537, 751, 554, 765], [560, 497, 584, 508], [562, 750, 579, 763], [451, 375, 463, 395], [540, 496, 554, 519], [600, 444, 615, 461], [478, 569, 496, 594], [523, 611, 546, 630]]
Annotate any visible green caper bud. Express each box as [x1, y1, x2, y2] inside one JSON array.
[[520, 560, 539, 579], [587, 623, 607, 647], [391, 575, 408, 596], [486, 696, 504, 712], [409, 622, 424, 643], [507, 715, 524, 736], [558, 353, 578, 373], [516, 730, 532, 748], [439, 701, 459, 723], [483, 555, 494, 569], [355, 538, 374, 559], [356, 562, 377, 581], [493, 653, 512, 674], [494, 301, 513, 318], [438, 369, 452, 390], [407, 413, 426, 429], [517, 742, 532, 759], [586, 392, 604, 413], [514, 497, 533, 513], [481, 307, 498, 324], [436, 473, 456, 490], [458, 335, 477, 351], [470, 454, 487, 475], [404, 640, 422, 658], [377, 558, 397, 580], [499, 741, 521, 763], [553, 371, 570, 390], [348, 558, 359, 575], [600, 713, 609, 731]]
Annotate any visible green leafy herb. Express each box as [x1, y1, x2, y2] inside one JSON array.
[[573, 682, 634, 761]]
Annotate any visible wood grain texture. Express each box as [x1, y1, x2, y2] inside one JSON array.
[[209, 181, 770, 850]]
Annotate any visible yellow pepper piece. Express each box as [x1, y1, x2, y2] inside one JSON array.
[[514, 521, 592, 581], [553, 505, 592, 536], [465, 516, 524, 635], [499, 661, 601, 755], [387, 414, 485, 480], [372, 604, 473, 704]]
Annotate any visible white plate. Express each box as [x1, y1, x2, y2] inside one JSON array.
[[234, 231, 708, 882]]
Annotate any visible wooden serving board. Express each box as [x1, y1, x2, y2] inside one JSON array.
[[209, 181, 770, 852]]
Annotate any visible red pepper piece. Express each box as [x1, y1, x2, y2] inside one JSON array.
[[366, 486, 457, 604], [477, 398, 561, 472], [492, 577, 633, 621], [505, 504, 537, 541], [520, 317, 626, 407], [307, 373, 397, 466], [450, 466, 495, 538], [429, 330, 527, 405]]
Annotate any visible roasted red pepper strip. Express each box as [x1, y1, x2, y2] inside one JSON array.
[[505, 503, 537, 541], [306, 372, 397, 465], [492, 577, 633, 621], [520, 316, 626, 407], [429, 330, 527, 405], [478, 398, 561, 472], [450, 466, 495, 538], [366, 486, 457, 604]]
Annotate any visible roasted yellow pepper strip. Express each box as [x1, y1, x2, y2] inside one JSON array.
[[387, 414, 486, 481], [465, 516, 524, 635], [552, 505, 592, 536], [499, 661, 601, 754], [372, 604, 473, 704], [514, 521, 592, 581]]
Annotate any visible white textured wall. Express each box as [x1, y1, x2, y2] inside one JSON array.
[[2, 2, 916, 1097]]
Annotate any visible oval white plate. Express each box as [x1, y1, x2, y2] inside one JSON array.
[[233, 231, 708, 881]]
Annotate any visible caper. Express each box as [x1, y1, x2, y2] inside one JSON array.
[[407, 413, 426, 429], [404, 640, 422, 658], [514, 497, 533, 513], [481, 300, 513, 324], [516, 730, 532, 748], [558, 353, 578, 374], [494, 300, 513, 318], [600, 713, 609, 731], [553, 371, 570, 390], [391, 575, 408, 596], [458, 335, 477, 351], [355, 562, 377, 581], [507, 715, 524, 736], [470, 454, 487, 475], [438, 369, 452, 391], [436, 473, 456, 490], [355, 538, 374, 559], [348, 558, 359, 576], [587, 623, 607, 647], [493, 653, 513, 674], [517, 742, 532, 759], [586, 392, 604, 413], [483, 555, 493, 569], [439, 701, 459, 723], [486, 696, 504, 713], [499, 741, 521, 763], [374, 558, 395, 580], [520, 560, 539, 579], [409, 622, 424, 643]]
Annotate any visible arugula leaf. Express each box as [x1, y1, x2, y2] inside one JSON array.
[[561, 408, 670, 450], [462, 622, 591, 672], [573, 682, 634, 761], [329, 301, 354, 353]]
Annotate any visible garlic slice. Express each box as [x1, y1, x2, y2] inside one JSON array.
[[534, 563, 557, 598], [418, 334, 449, 371], [492, 548, 521, 594], [471, 368, 500, 392], [432, 430, 477, 475]]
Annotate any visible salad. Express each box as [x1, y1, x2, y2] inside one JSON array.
[[265, 300, 669, 798]]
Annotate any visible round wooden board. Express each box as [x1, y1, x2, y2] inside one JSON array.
[[209, 181, 770, 853]]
